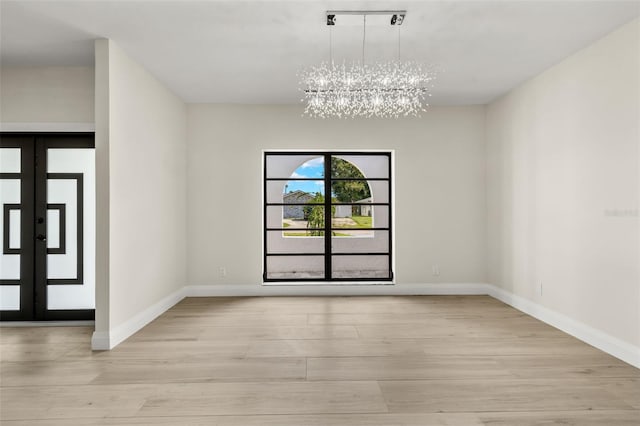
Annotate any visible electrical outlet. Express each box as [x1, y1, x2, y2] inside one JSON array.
[[432, 265, 440, 276], [539, 281, 543, 296], [219, 267, 227, 278]]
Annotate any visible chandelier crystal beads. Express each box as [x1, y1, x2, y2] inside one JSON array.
[[301, 61, 435, 118]]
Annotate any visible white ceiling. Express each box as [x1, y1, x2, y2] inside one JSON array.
[[1, 1, 638, 105]]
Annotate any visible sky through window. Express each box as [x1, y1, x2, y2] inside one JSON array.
[[285, 157, 324, 195]]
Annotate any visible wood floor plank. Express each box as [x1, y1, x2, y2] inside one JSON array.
[[246, 338, 427, 358], [131, 323, 359, 341], [196, 324, 360, 340], [204, 412, 481, 426], [0, 384, 150, 420], [137, 381, 388, 416], [63, 340, 250, 361], [494, 353, 640, 379], [0, 342, 88, 362], [126, 325, 203, 342], [5, 412, 640, 426], [307, 356, 512, 381], [354, 321, 567, 338], [0, 412, 483, 425], [477, 410, 640, 425], [0, 360, 103, 386], [379, 378, 636, 412], [89, 357, 306, 384], [419, 336, 611, 356], [152, 313, 308, 326], [0, 326, 93, 344], [598, 378, 640, 409], [308, 309, 539, 322]]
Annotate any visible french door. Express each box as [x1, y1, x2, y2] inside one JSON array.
[[0, 133, 95, 321]]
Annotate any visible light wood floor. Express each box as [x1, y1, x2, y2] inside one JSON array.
[[1, 296, 639, 425]]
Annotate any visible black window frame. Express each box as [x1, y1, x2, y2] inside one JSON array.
[[263, 151, 393, 282]]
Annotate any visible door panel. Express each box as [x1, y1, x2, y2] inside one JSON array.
[[1, 178, 21, 309], [0, 138, 35, 320], [46, 148, 96, 310]]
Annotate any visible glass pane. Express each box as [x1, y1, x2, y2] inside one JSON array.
[[0, 148, 21, 173], [1, 256, 21, 280], [267, 206, 325, 229], [332, 155, 389, 179], [47, 208, 60, 249], [0, 286, 20, 310], [1, 178, 21, 281], [266, 205, 285, 228], [47, 148, 95, 310], [267, 230, 324, 254], [267, 180, 324, 204], [332, 230, 389, 253], [266, 256, 324, 279], [332, 214, 373, 231], [266, 155, 324, 179], [332, 255, 390, 279], [331, 179, 388, 204], [0, 179, 20, 203], [47, 285, 94, 311], [332, 205, 388, 229], [9, 209, 20, 249], [46, 178, 77, 279]]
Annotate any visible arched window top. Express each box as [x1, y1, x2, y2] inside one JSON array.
[[284, 156, 371, 202]]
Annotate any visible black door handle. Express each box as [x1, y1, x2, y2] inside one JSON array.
[[36, 234, 46, 242]]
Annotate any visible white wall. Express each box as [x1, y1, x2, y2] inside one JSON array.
[[187, 105, 486, 288], [93, 40, 187, 348], [0, 66, 94, 125], [486, 19, 639, 348]]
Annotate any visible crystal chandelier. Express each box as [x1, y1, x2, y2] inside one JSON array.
[[300, 11, 436, 119]]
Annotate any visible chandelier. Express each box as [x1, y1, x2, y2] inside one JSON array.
[[300, 11, 436, 119]]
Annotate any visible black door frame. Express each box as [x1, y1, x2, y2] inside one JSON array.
[[0, 133, 95, 321]]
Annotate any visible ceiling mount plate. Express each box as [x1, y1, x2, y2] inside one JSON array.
[[326, 10, 406, 26]]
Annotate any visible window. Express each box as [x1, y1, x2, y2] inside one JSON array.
[[263, 151, 393, 282]]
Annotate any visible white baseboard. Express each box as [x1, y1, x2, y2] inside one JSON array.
[[486, 285, 640, 369], [184, 283, 489, 297], [90, 331, 111, 351], [91, 286, 186, 350]]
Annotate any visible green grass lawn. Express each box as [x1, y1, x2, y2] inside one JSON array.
[[332, 216, 372, 228], [351, 216, 372, 228], [282, 216, 371, 236]]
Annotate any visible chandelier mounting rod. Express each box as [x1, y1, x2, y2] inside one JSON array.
[[326, 10, 406, 26]]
